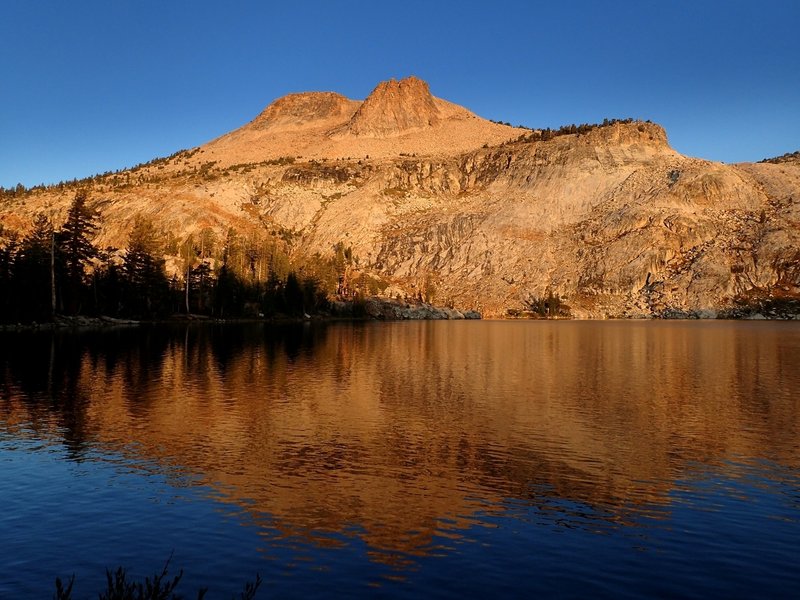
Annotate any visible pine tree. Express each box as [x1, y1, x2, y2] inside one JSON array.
[[121, 217, 169, 317], [189, 262, 213, 314], [16, 214, 55, 320], [283, 272, 304, 315], [90, 247, 122, 317], [180, 235, 198, 314], [0, 226, 19, 321], [57, 190, 99, 314]]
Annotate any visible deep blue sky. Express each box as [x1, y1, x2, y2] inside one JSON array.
[[1, 0, 798, 188]]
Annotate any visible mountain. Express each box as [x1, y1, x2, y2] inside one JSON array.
[[2, 76, 799, 318], [200, 75, 516, 165]]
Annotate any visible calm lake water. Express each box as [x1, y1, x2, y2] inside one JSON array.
[[1, 321, 799, 598]]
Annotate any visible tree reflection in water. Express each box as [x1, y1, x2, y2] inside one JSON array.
[[1, 321, 799, 568]]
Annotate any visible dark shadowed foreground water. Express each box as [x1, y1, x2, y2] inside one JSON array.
[[1, 321, 799, 598]]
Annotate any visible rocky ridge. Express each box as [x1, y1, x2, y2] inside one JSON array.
[[345, 76, 448, 137], [249, 92, 360, 133], [2, 77, 799, 318]]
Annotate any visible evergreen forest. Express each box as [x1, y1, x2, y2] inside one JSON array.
[[0, 190, 369, 324]]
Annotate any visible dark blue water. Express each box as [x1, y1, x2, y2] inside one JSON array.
[[1, 321, 799, 598]]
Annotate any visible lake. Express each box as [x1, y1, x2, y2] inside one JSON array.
[[1, 320, 799, 598]]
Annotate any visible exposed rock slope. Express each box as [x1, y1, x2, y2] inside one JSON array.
[[250, 92, 359, 133], [345, 76, 447, 136], [194, 76, 519, 167], [2, 77, 799, 317]]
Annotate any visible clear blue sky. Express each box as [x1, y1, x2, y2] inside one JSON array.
[[1, 0, 798, 188]]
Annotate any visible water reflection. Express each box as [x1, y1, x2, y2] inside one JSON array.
[[1, 321, 799, 566]]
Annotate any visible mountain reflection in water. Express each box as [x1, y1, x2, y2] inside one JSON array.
[[1, 321, 799, 594]]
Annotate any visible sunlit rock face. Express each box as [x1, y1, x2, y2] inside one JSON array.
[[346, 76, 446, 137], [2, 77, 798, 317]]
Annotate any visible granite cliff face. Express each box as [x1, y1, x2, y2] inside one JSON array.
[[346, 76, 451, 137], [2, 77, 799, 317]]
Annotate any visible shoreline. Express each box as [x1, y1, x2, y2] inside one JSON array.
[[2, 296, 799, 332], [3, 314, 799, 333], [0, 297, 482, 331]]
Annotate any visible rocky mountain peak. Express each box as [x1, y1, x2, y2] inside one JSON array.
[[250, 91, 358, 132], [346, 76, 442, 137]]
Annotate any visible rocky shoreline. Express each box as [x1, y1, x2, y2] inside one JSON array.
[[333, 297, 481, 320], [0, 297, 483, 331], [0, 315, 142, 331], [5, 296, 800, 332]]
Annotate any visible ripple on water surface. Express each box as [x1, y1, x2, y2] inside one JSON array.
[[1, 320, 799, 598]]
